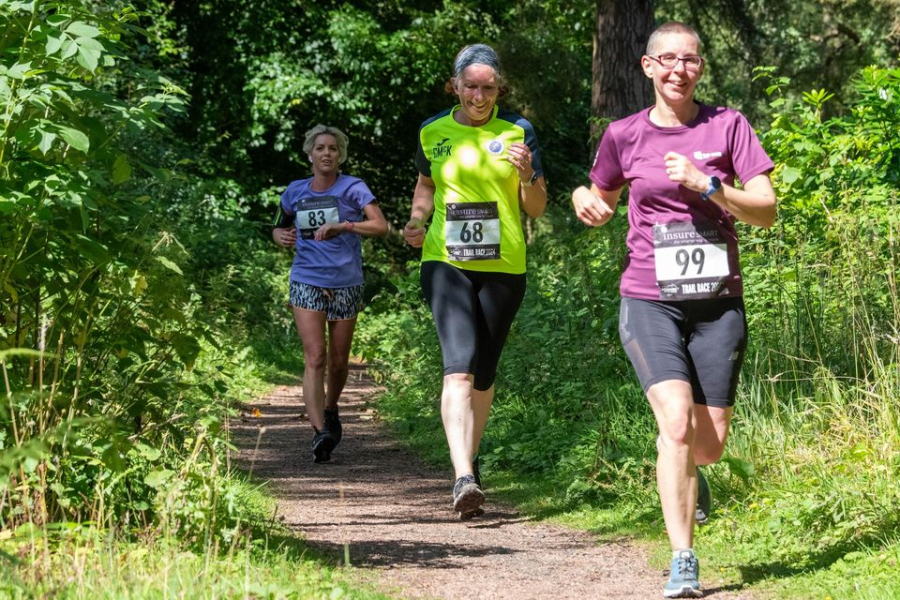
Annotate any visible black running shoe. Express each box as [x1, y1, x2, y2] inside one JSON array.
[[452, 474, 485, 518], [472, 455, 481, 487], [324, 407, 342, 445], [311, 428, 337, 463]]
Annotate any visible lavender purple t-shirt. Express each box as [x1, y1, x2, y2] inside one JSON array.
[[280, 174, 376, 288], [589, 103, 774, 301]]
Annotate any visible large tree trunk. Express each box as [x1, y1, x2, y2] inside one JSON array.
[[591, 0, 655, 139]]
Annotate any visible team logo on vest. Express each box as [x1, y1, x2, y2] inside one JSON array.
[[486, 139, 505, 155], [432, 137, 452, 159], [693, 150, 723, 160]]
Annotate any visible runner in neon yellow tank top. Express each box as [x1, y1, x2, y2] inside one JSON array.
[[404, 44, 547, 519]]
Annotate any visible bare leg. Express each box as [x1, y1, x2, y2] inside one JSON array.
[[693, 404, 732, 466], [471, 385, 494, 458], [325, 318, 357, 410], [647, 379, 697, 551], [441, 373, 476, 479], [292, 308, 327, 431]]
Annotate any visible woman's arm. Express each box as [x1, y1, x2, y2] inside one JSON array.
[[272, 205, 297, 247], [663, 152, 776, 228], [508, 142, 546, 218], [312, 201, 389, 240], [403, 174, 436, 248], [571, 183, 622, 227]]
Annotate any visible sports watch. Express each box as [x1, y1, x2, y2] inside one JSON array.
[[522, 171, 540, 187], [700, 176, 721, 201]]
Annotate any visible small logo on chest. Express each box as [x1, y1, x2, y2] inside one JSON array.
[[432, 138, 452, 158]]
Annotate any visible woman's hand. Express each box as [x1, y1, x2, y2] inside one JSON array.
[[507, 142, 534, 183], [572, 185, 616, 227], [273, 227, 297, 248], [313, 222, 344, 241], [663, 152, 708, 192], [403, 218, 427, 248]]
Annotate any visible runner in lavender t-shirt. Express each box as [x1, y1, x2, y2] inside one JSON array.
[[272, 125, 388, 464], [571, 22, 776, 599]]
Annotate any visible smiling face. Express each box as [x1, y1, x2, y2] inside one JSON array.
[[642, 32, 704, 107], [453, 63, 499, 127], [309, 134, 340, 176]]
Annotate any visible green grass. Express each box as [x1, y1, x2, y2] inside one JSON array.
[[0, 526, 390, 599]]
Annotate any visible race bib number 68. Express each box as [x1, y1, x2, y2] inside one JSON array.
[[444, 201, 501, 261]]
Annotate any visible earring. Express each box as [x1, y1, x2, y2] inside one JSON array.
[[308, 155, 313, 163]]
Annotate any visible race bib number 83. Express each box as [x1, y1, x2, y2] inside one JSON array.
[[296, 196, 340, 239]]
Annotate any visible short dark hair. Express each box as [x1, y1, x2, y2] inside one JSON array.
[[646, 22, 703, 55]]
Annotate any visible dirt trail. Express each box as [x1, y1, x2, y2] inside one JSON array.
[[231, 366, 748, 600]]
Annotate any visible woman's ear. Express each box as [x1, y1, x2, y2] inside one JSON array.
[[641, 56, 654, 78]]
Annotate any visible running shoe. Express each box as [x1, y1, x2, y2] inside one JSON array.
[[324, 407, 342, 445], [465, 457, 485, 519], [663, 550, 702, 598], [311, 428, 337, 463], [452, 474, 485, 518], [696, 467, 710, 526]]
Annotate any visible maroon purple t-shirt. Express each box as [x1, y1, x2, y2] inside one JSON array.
[[590, 103, 774, 301]]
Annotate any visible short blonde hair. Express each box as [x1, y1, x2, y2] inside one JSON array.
[[646, 22, 703, 55], [302, 124, 349, 164]]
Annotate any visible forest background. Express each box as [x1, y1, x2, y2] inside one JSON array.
[[1, 0, 900, 597]]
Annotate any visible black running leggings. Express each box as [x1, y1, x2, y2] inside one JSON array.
[[420, 261, 526, 391]]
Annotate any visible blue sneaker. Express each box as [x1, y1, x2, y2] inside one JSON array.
[[664, 550, 702, 598], [696, 468, 710, 526]]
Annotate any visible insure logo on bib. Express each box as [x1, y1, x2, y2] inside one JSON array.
[[486, 139, 505, 155]]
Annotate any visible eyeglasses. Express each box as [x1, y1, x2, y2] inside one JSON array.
[[649, 54, 705, 71]]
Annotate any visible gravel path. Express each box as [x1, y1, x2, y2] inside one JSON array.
[[231, 366, 749, 600]]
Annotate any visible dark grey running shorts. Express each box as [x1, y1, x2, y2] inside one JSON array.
[[618, 296, 748, 408]]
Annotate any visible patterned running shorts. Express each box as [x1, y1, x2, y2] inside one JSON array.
[[289, 281, 365, 321]]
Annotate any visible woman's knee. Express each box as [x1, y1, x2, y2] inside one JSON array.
[[658, 417, 695, 448], [304, 347, 327, 371]]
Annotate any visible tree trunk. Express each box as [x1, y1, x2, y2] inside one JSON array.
[[591, 0, 655, 139]]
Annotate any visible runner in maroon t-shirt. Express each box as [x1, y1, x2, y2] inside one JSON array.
[[571, 22, 776, 599]]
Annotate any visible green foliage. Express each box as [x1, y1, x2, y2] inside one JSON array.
[[0, 0, 286, 549]]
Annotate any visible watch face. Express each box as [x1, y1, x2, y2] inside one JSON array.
[[530, 171, 540, 184]]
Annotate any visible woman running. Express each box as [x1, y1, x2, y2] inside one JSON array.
[[273, 124, 388, 463], [403, 44, 547, 518], [571, 22, 776, 598]]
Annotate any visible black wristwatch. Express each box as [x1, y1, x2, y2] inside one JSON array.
[[522, 171, 540, 187], [700, 176, 721, 201]]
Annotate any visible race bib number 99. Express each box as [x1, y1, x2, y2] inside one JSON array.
[[296, 196, 340, 239], [445, 201, 501, 261], [653, 221, 735, 299]]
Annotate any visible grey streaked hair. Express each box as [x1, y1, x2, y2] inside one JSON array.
[[645, 22, 703, 55], [302, 124, 349, 164], [453, 44, 501, 77]]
